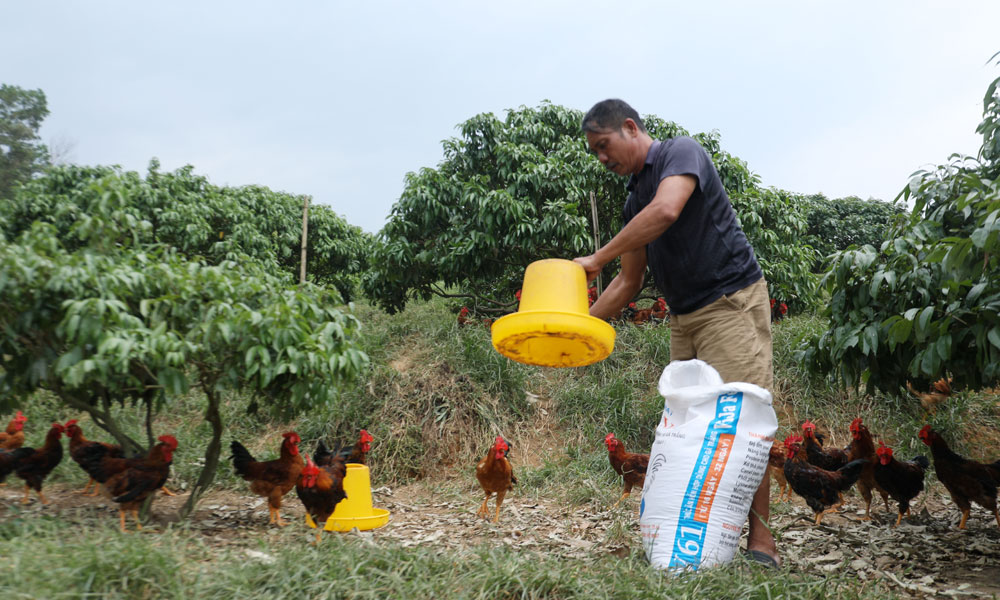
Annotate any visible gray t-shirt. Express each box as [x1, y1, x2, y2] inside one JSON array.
[[623, 136, 762, 314]]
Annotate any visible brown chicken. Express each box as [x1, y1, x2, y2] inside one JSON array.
[[907, 378, 952, 417], [340, 429, 374, 465], [230, 431, 305, 526], [64, 419, 125, 495], [296, 456, 348, 544], [919, 425, 1000, 529], [13, 422, 65, 504], [802, 419, 849, 471], [604, 433, 649, 508], [650, 297, 668, 321], [783, 434, 868, 524], [475, 436, 516, 523], [873, 442, 930, 527], [457, 306, 472, 326], [0, 411, 28, 450], [847, 418, 890, 519], [102, 435, 177, 532], [768, 435, 791, 501]]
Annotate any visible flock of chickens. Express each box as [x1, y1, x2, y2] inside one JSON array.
[[0, 411, 374, 542]]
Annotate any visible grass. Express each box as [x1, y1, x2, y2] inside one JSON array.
[[3, 295, 998, 599], [0, 515, 898, 600]]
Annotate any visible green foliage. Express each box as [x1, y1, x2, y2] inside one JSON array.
[[0, 161, 372, 300], [801, 67, 1000, 393], [0, 83, 50, 200], [365, 102, 818, 315], [802, 194, 907, 271]]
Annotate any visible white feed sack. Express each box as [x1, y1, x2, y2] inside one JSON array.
[[639, 359, 778, 570]]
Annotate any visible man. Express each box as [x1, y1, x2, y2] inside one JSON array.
[[573, 99, 778, 568]]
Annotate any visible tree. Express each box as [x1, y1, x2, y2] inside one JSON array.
[[0, 84, 50, 199], [0, 161, 372, 301], [802, 194, 906, 272], [365, 102, 818, 315], [801, 65, 1000, 393], [0, 175, 370, 518]]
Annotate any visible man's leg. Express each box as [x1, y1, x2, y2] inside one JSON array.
[[674, 278, 779, 565]]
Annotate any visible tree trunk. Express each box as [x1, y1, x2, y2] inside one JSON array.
[[179, 384, 225, 520], [589, 191, 603, 295], [300, 195, 310, 285]]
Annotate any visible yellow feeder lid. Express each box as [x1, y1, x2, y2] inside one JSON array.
[[491, 259, 615, 368]]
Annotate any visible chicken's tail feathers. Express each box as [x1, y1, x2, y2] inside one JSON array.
[[510, 474, 518, 485], [837, 458, 869, 489], [112, 478, 158, 503], [228, 440, 256, 474], [910, 455, 931, 471]]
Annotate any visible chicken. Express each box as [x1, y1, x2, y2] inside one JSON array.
[[0, 411, 28, 450], [313, 439, 351, 469], [229, 431, 304, 526], [873, 442, 930, 527], [475, 435, 516, 523], [783, 434, 868, 524], [13, 422, 65, 504], [918, 425, 1000, 529], [770, 298, 788, 322], [630, 303, 655, 325], [801, 419, 849, 471], [768, 435, 791, 501], [0, 448, 34, 484], [339, 429, 374, 465], [296, 456, 348, 544], [457, 306, 472, 326], [650, 297, 668, 321], [64, 419, 125, 495], [906, 378, 952, 417], [587, 286, 598, 307], [847, 418, 890, 519], [102, 435, 177, 532], [604, 432, 649, 508]]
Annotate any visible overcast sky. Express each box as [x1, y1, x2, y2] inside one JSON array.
[[3, 1, 999, 233]]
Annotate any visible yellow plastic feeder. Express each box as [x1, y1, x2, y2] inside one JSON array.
[[305, 463, 390, 532], [491, 259, 615, 368]]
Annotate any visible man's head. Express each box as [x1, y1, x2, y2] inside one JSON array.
[[581, 99, 651, 176]]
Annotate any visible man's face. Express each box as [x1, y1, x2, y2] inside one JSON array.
[[586, 127, 631, 176]]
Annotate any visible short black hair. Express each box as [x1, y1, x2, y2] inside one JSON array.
[[582, 99, 646, 134]]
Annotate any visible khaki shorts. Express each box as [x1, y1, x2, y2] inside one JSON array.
[[668, 278, 773, 389]]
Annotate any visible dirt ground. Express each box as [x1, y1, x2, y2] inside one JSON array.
[[2, 470, 998, 599]]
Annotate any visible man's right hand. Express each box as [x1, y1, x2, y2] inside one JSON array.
[[573, 255, 603, 284]]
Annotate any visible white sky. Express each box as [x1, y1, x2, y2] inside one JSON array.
[[3, 1, 999, 233]]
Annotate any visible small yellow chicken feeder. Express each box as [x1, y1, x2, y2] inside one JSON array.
[[491, 259, 615, 368], [305, 463, 390, 532]]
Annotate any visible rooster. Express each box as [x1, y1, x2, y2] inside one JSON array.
[[783, 434, 867, 524], [650, 297, 668, 321], [296, 456, 348, 544], [475, 436, 516, 523], [102, 435, 177, 532], [230, 431, 305, 526], [770, 298, 788, 322], [873, 442, 930, 527], [906, 378, 952, 417], [338, 429, 374, 465], [457, 306, 472, 326], [802, 419, 849, 471], [604, 433, 649, 508], [918, 425, 1000, 529], [13, 422, 65, 504], [847, 418, 890, 519], [0, 411, 28, 450], [64, 419, 125, 496], [0, 447, 34, 484]]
